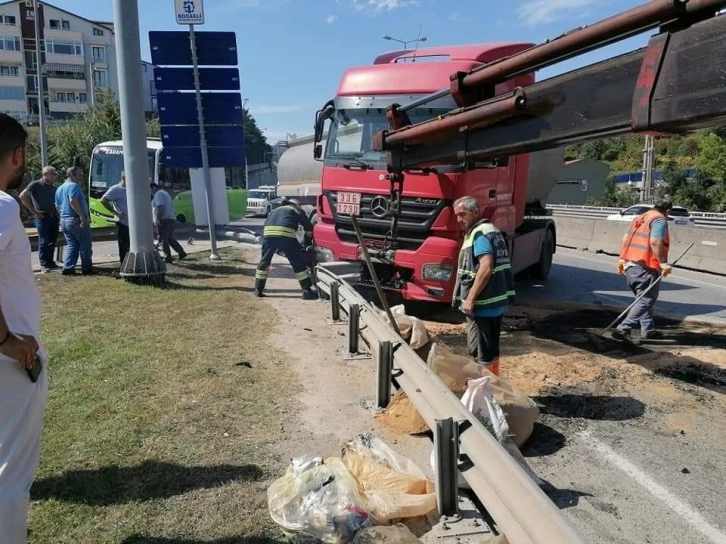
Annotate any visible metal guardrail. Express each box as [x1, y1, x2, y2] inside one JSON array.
[[314, 262, 586, 544], [547, 204, 726, 229]]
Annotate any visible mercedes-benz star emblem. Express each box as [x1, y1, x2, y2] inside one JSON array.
[[370, 196, 390, 219]]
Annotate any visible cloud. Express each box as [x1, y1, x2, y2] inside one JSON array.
[[251, 104, 307, 114], [448, 11, 461, 21], [353, 0, 419, 14], [327, 14, 338, 23], [517, 0, 596, 26]]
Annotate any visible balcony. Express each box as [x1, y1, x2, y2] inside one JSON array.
[[47, 77, 87, 91], [0, 49, 22, 63], [49, 100, 88, 114], [0, 73, 23, 87], [44, 28, 83, 41]]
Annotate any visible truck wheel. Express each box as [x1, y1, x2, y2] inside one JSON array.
[[531, 229, 554, 281]]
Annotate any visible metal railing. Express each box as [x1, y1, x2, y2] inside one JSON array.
[[314, 262, 586, 544], [547, 204, 726, 229]]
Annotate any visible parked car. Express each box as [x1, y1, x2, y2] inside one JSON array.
[[606, 204, 695, 226], [246, 187, 277, 217]]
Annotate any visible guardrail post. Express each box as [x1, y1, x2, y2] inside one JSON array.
[[376, 340, 393, 408], [329, 281, 342, 323], [435, 418, 461, 520], [345, 303, 370, 360]]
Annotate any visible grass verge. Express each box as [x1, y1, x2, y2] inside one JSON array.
[[29, 247, 297, 544]]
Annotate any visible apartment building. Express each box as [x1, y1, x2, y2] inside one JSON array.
[[0, 0, 156, 122]]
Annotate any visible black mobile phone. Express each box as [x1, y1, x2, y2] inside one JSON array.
[[26, 356, 43, 383]]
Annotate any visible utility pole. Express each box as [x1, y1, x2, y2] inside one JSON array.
[[642, 134, 655, 202], [89, 61, 96, 106], [242, 97, 249, 190], [189, 24, 219, 260], [32, 0, 48, 166], [112, 0, 165, 283]]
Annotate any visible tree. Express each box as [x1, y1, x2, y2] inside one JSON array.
[[695, 132, 726, 182], [243, 108, 271, 165]]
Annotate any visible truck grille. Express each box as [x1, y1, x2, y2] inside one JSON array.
[[325, 191, 448, 251]]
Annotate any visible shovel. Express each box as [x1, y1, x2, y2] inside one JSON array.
[[588, 242, 694, 349]]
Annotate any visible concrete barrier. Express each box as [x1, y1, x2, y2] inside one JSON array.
[[555, 216, 725, 276]]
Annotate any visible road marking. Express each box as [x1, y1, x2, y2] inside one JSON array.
[[580, 432, 726, 544], [556, 249, 725, 290]]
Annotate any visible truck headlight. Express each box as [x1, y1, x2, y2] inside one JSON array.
[[314, 246, 335, 262], [422, 264, 453, 282]]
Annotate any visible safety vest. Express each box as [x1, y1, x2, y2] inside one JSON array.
[[619, 209, 670, 270], [453, 219, 516, 311], [262, 205, 313, 239]]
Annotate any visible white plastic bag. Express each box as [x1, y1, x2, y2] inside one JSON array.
[[267, 456, 375, 543], [461, 376, 509, 443]]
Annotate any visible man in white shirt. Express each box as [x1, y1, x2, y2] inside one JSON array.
[[150, 183, 187, 263], [0, 113, 48, 543]]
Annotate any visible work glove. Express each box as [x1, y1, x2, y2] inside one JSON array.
[[660, 263, 672, 277], [617, 260, 625, 275]]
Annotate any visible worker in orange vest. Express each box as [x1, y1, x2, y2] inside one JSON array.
[[612, 199, 673, 342]]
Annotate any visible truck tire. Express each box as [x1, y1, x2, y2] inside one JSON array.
[[531, 228, 554, 281]]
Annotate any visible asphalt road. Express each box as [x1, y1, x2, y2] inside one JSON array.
[[516, 247, 726, 325]]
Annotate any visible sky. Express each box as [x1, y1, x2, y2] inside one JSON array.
[[48, 0, 652, 143]]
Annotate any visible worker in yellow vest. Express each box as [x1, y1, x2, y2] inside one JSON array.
[[613, 199, 673, 342]]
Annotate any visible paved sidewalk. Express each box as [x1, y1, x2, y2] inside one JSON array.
[[32, 237, 240, 273]]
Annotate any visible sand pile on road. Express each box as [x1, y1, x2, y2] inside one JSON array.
[[375, 391, 430, 435]]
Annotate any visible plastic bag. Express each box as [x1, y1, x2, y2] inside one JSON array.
[[342, 435, 437, 523], [461, 376, 509, 443], [426, 343, 539, 447], [351, 524, 422, 543], [267, 456, 375, 543]]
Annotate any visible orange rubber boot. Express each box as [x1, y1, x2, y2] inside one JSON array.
[[485, 359, 500, 377]]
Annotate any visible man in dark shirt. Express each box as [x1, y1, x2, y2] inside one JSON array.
[[19, 166, 59, 272]]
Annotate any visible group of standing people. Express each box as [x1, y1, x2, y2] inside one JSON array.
[[18, 165, 186, 272]]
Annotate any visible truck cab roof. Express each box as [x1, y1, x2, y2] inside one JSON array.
[[337, 43, 533, 96]]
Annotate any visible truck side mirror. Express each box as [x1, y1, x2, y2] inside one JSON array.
[[314, 144, 323, 160]]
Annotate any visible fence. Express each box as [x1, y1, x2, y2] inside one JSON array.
[[547, 204, 726, 229]]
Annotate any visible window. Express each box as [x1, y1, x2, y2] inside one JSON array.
[[79, 92, 87, 103], [0, 86, 25, 100], [62, 20, 70, 30], [24, 50, 37, 69], [26, 75, 37, 91], [0, 65, 20, 76], [49, 19, 70, 30], [52, 92, 67, 102], [3, 15, 16, 25], [45, 68, 84, 80], [93, 28, 104, 36], [49, 19, 60, 29], [93, 69, 107, 87], [66, 92, 74, 101], [46, 39, 83, 55], [92, 46, 105, 62], [0, 36, 21, 51]]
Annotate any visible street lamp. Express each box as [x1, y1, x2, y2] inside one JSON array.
[[383, 27, 427, 50]]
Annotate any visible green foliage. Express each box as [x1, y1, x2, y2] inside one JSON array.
[[589, 175, 639, 208], [568, 130, 726, 212], [243, 108, 272, 164]]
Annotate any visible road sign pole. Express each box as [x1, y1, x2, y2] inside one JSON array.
[[113, 0, 165, 283], [189, 24, 220, 260]]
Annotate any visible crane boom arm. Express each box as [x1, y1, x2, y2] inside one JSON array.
[[373, 8, 726, 171]]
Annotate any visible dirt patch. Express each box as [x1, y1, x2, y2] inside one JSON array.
[[375, 391, 430, 436]]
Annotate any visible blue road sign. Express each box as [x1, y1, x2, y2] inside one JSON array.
[[154, 67, 240, 91], [149, 31, 237, 66], [160, 125, 245, 149], [157, 92, 243, 125], [161, 147, 246, 169]]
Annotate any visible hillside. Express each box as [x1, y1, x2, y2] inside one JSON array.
[[564, 129, 726, 212]]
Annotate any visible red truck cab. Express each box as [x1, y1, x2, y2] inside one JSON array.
[[313, 44, 562, 304]]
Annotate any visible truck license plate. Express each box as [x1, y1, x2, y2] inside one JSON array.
[[336, 192, 361, 215]]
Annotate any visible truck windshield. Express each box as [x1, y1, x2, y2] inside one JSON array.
[[90, 146, 156, 199], [325, 107, 451, 166]]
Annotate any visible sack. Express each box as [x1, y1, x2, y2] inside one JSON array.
[[342, 435, 437, 523], [384, 305, 430, 350], [461, 376, 509, 443], [267, 456, 375, 543], [352, 524, 422, 543], [426, 343, 539, 447]]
